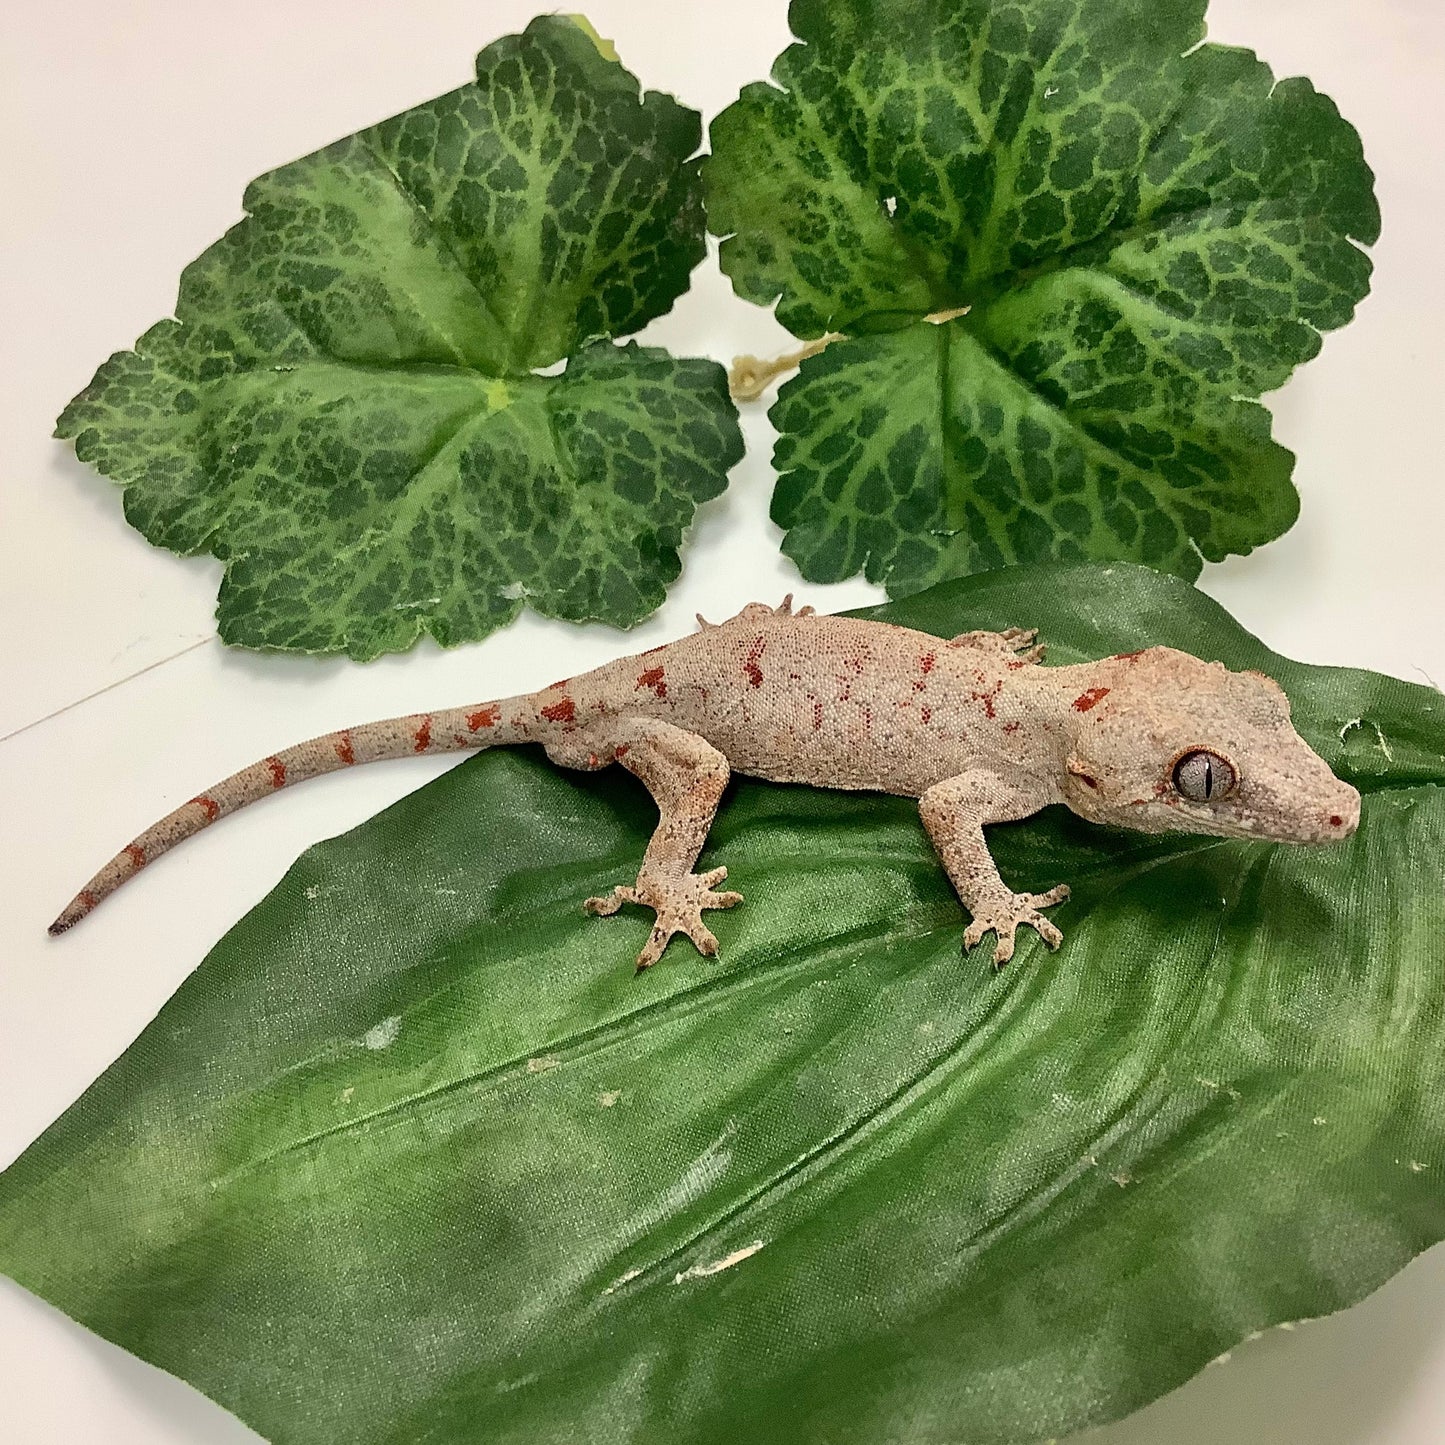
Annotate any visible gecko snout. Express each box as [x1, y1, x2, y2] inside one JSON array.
[[1321, 781, 1361, 841]]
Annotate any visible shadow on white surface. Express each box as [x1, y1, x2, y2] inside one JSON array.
[[1085, 1242, 1445, 1445], [4, 1244, 1443, 1442], [0, 1278, 262, 1443]]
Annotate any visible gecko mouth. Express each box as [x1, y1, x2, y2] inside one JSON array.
[[1169, 782, 1361, 845]]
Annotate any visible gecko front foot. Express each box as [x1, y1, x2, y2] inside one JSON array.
[[963, 885, 1070, 967], [584, 867, 743, 971]]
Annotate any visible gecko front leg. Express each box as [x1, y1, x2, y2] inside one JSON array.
[[552, 719, 741, 970], [918, 771, 1069, 966]]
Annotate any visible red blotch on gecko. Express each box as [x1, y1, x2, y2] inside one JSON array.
[[1073, 688, 1110, 712], [637, 666, 667, 699], [542, 697, 576, 725], [743, 637, 766, 688], [467, 705, 500, 731], [413, 716, 433, 753], [266, 757, 287, 788]]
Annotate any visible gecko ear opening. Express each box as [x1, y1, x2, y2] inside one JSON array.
[[1066, 756, 1101, 790]]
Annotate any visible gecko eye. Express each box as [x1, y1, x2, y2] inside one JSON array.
[[1172, 750, 1237, 803]]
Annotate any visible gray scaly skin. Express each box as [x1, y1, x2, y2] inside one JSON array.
[[51, 599, 1360, 968]]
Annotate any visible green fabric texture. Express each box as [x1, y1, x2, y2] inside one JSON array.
[[56, 18, 742, 658], [2, 563, 1442, 1444], [704, 0, 1379, 594]]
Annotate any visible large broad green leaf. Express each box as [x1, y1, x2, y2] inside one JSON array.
[[704, 0, 1378, 594], [3, 563, 1442, 1445], [57, 17, 742, 658]]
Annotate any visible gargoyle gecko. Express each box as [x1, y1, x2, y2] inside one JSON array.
[[50, 599, 1360, 967]]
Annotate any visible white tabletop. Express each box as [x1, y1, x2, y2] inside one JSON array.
[[3, 2, 1443, 1440]]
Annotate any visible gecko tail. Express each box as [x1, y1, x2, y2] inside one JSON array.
[[48, 700, 532, 936]]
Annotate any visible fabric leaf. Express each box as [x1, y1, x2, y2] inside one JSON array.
[[704, 0, 1378, 593], [57, 17, 741, 657], [2, 563, 1442, 1445]]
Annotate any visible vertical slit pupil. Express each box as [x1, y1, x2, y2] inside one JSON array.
[[1202, 756, 1214, 798]]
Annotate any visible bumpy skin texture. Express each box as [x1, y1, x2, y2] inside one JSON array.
[[50, 601, 1360, 967]]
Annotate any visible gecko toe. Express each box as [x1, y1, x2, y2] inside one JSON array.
[[1033, 917, 1064, 950], [636, 923, 678, 970], [584, 885, 635, 917], [1028, 884, 1071, 908], [990, 930, 1018, 968]]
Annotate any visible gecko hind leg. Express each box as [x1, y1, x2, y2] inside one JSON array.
[[948, 626, 1046, 664], [554, 719, 742, 970]]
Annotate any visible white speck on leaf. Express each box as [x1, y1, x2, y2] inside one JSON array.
[[363, 1016, 401, 1051], [340, 1086, 355, 1104], [602, 1266, 644, 1296], [305, 884, 321, 900], [1410, 1160, 1429, 1173], [1313, 1116, 1328, 1126], [673, 1240, 765, 1283], [599, 1090, 621, 1107], [500, 581, 531, 600], [494, 1372, 539, 1394], [527, 1055, 560, 1074]]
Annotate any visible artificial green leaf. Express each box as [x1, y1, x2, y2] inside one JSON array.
[[704, 0, 1378, 593], [4, 563, 1441, 1444], [57, 17, 741, 658]]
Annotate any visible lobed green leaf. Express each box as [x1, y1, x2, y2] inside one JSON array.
[[57, 17, 741, 657], [3, 564, 1442, 1445], [704, 0, 1379, 593]]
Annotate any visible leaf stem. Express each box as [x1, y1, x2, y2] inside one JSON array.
[[728, 307, 970, 402]]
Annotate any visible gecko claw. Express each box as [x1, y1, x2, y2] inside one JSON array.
[[962, 885, 1070, 967], [585, 869, 743, 971]]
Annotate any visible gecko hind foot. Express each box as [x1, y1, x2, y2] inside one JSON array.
[[948, 627, 1046, 663], [584, 867, 743, 971], [963, 885, 1070, 968]]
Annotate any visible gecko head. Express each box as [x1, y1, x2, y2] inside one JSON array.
[[1058, 648, 1359, 845]]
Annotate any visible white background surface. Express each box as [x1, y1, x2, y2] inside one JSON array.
[[2, 2, 1443, 1440]]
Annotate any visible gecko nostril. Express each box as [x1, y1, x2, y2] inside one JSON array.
[[1329, 815, 1343, 828]]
